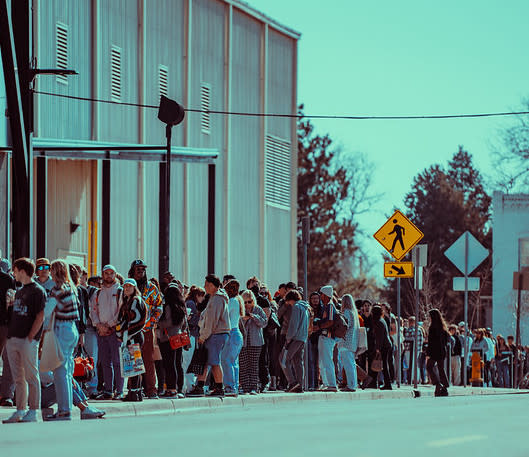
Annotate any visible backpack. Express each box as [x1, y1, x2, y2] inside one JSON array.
[[332, 308, 349, 339]]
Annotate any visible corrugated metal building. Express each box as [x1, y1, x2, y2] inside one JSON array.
[[0, 0, 300, 289]]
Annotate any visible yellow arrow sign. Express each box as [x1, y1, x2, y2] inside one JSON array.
[[374, 210, 424, 261], [384, 262, 414, 278]]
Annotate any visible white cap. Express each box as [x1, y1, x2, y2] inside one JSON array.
[[320, 285, 333, 298]]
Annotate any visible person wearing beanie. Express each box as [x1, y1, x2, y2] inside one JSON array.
[[316, 285, 338, 392]]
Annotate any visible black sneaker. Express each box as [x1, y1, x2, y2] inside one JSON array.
[[186, 385, 205, 397], [209, 387, 225, 397]]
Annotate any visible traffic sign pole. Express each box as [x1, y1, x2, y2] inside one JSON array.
[[414, 263, 420, 389], [463, 232, 469, 388], [397, 278, 401, 388]]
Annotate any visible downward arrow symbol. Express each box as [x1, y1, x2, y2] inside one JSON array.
[[391, 265, 405, 275]]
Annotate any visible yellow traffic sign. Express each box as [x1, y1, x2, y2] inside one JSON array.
[[374, 210, 424, 261], [384, 262, 414, 278]]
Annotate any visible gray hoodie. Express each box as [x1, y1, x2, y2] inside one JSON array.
[[198, 289, 230, 341], [286, 300, 310, 343]]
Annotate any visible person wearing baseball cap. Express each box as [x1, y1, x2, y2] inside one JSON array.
[[34, 258, 54, 295], [128, 259, 162, 399]]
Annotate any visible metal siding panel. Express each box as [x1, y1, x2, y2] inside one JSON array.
[[144, 0, 185, 146], [110, 161, 138, 274], [143, 162, 159, 275], [267, 30, 294, 139], [170, 162, 185, 279], [36, 0, 92, 140], [187, 163, 208, 283], [265, 205, 292, 288], [99, 0, 139, 143], [228, 10, 261, 277]]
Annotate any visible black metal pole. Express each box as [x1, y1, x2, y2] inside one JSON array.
[[515, 273, 523, 388], [159, 125, 171, 279], [36, 156, 47, 258], [207, 163, 216, 274], [101, 158, 110, 267]]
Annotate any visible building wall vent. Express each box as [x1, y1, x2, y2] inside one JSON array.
[[111, 45, 122, 101], [56, 22, 68, 85], [159, 65, 169, 99], [201, 83, 211, 134], [265, 134, 292, 210]]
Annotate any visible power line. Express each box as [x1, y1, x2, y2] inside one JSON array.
[[33, 89, 529, 120]]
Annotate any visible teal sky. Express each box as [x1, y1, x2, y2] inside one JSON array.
[[249, 0, 529, 277]]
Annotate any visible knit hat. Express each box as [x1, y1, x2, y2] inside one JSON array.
[[320, 285, 333, 298]]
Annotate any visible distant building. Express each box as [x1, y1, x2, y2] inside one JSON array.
[[492, 191, 529, 342], [0, 0, 300, 288]]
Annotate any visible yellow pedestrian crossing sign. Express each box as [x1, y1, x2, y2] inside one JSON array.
[[374, 210, 424, 261], [384, 262, 414, 278]]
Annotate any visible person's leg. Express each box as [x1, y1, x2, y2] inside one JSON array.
[[283, 343, 296, 386], [381, 348, 391, 388], [291, 341, 305, 387], [340, 348, 357, 389], [437, 360, 449, 388], [21, 338, 41, 412], [109, 333, 123, 395], [321, 337, 337, 388], [53, 321, 78, 413], [6, 338, 27, 411], [141, 329, 157, 396], [175, 347, 184, 393], [181, 335, 196, 393], [83, 327, 99, 395], [259, 335, 270, 389], [426, 358, 440, 386], [159, 341, 176, 391], [0, 346, 15, 401], [97, 334, 113, 395], [221, 331, 235, 391], [249, 347, 262, 391], [318, 336, 328, 387]]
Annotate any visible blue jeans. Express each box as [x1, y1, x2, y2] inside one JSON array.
[[83, 327, 98, 394], [498, 360, 511, 388], [52, 320, 79, 413], [97, 332, 123, 395], [339, 348, 358, 389], [318, 335, 337, 388], [221, 328, 243, 392]]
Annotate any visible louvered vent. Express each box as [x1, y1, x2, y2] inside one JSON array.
[[56, 22, 68, 85], [201, 83, 211, 134], [159, 65, 169, 99], [265, 135, 292, 210], [111, 45, 122, 101]]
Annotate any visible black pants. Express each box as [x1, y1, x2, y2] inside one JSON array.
[[275, 334, 288, 388], [159, 341, 184, 392], [426, 358, 449, 388]]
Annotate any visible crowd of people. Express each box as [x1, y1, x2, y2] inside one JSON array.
[[0, 255, 526, 424]]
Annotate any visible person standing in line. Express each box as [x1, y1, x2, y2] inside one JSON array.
[[116, 279, 147, 401], [317, 285, 338, 392], [0, 261, 16, 407], [220, 279, 244, 396], [307, 292, 322, 391], [276, 281, 297, 390], [337, 294, 360, 392], [426, 309, 450, 397], [238, 289, 268, 395], [34, 258, 55, 296], [367, 305, 393, 390], [187, 274, 231, 397], [448, 325, 462, 386], [90, 264, 123, 400], [128, 260, 162, 399], [282, 290, 310, 393], [45, 260, 80, 421], [183, 285, 205, 393], [2, 258, 46, 424], [157, 284, 187, 398], [495, 334, 511, 388]]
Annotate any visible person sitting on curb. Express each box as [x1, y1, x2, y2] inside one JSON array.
[[282, 290, 310, 393], [187, 274, 230, 397]]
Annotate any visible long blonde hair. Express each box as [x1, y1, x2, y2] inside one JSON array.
[[50, 260, 72, 287]]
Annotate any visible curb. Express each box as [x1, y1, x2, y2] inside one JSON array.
[[1, 386, 527, 422]]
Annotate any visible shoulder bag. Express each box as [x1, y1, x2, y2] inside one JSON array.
[[371, 350, 383, 372]]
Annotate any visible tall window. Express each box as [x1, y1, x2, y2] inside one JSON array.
[[264, 134, 291, 210]]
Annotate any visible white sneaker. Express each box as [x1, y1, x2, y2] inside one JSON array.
[[2, 410, 26, 424], [20, 410, 38, 423]]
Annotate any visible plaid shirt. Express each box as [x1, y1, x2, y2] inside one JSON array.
[[404, 325, 424, 353], [141, 281, 163, 332]]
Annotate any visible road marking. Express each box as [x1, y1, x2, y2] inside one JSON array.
[[427, 435, 487, 447]]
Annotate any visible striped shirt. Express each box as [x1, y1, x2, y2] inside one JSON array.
[[50, 284, 80, 321]]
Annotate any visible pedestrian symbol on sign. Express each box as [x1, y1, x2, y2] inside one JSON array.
[[389, 219, 405, 253]]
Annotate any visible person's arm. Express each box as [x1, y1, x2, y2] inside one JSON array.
[[27, 310, 44, 341], [250, 306, 268, 328]]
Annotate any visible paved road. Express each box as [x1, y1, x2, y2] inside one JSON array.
[[1, 394, 527, 457]]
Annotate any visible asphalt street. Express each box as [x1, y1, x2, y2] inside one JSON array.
[[1, 394, 527, 457]]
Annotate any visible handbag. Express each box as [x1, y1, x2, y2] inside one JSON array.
[[371, 350, 383, 372], [187, 343, 208, 375], [164, 314, 191, 350], [73, 347, 95, 383], [356, 327, 368, 356], [40, 310, 64, 372]]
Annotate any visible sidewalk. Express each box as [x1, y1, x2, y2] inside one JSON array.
[[1, 385, 527, 422]]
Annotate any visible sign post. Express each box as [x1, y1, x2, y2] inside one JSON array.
[[411, 244, 427, 389], [513, 268, 529, 387], [301, 216, 310, 392], [444, 231, 489, 387], [374, 211, 424, 389]]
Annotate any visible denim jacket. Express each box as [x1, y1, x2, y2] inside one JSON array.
[[241, 304, 268, 347]]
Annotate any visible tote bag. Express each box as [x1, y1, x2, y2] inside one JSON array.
[[119, 331, 146, 378], [40, 311, 64, 372], [356, 327, 368, 356]]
